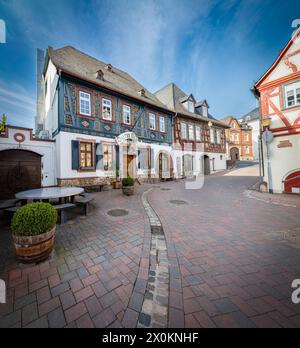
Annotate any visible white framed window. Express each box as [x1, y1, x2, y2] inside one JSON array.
[[246, 146, 250, 155], [230, 134, 235, 142], [210, 128, 215, 143], [245, 133, 249, 142], [159, 116, 165, 132], [284, 81, 300, 108], [216, 129, 221, 144], [122, 105, 131, 125], [102, 98, 112, 120], [195, 126, 201, 141], [149, 113, 156, 130], [188, 100, 194, 113], [103, 144, 114, 171], [232, 122, 236, 129], [79, 91, 91, 116], [202, 106, 208, 117], [188, 124, 194, 140], [181, 122, 187, 139], [235, 134, 239, 143]]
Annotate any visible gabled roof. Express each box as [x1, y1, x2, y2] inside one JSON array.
[[221, 116, 252, 130], [254, 27, 300, 89], [154, 83, 228, 128], [179, 94, 196, 103], [195, 99, 209, 108], [47, 46, 170, 112]]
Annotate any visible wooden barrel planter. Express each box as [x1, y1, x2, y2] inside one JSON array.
[[122, 186, 134, 196], [12, 226, 56, 263]]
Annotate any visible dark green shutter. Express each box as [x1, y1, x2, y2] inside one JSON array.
[[71, 140, 79, 170], [115, 145, 120, 176], [138, 149, 141, 169], [95, 143, 103, 170]]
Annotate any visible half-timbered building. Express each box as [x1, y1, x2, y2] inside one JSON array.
[[253, 27, 300, 193], [38, 46, 174, 187], [221, 116, 253, 162], [155, 83, 228, 176]]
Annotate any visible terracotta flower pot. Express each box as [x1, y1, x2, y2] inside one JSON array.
[[122, 186, 134, 196], [12, 226, 56, 263]]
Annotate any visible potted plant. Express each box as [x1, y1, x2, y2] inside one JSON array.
[[11, 202, 58, 263], [122, 176, 135, 196]]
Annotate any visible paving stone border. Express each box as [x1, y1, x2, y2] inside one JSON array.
[[137, 188, 170, 328]]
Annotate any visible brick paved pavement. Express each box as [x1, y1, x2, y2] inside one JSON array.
[[1, 165, 300, 328], [0, 188, 150, 328], [148, 167, 300, 328]]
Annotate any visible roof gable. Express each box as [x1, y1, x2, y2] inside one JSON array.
[[255, 27, 300, 88]]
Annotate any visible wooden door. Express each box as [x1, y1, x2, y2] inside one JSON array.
[[0, 150, 41, 199]]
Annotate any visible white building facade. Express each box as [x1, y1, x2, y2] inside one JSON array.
[[254, 28, 300, 194]]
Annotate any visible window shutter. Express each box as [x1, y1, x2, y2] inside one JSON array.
[[115, 145, 120, 176], [138, 149, 141, 169], [150, 148, 154, 170], [95, 143, 103, 170], [71, 140, 79, 170]]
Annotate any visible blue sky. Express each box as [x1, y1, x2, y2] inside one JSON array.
[[0, 0, 299, 128]]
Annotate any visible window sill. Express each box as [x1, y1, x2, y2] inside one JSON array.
[[282, 104, 300, 112], [100, 118, 116, 124], [78, 168, 96, 173]]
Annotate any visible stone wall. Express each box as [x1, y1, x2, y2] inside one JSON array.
[[57, 177, 112, 189]]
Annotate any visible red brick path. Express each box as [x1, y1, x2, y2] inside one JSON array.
[[148, 173, 300, 328], [1, 169, 300, 328]]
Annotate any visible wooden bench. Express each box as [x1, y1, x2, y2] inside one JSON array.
[[54, 203, 76, 224], [4, 206, 19, 214], [0, 199, 21, 210], [75, 193, 94, 216]]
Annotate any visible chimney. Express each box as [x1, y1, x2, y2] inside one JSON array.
[[36, 48, 45, 135], [96, 69, 104, 81]]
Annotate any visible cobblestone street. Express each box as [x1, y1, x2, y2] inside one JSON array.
[[1, 165, 300, 328]]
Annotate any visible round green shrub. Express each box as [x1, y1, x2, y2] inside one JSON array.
[[11, 203, 57, 237], [122, 176, 134, 187]]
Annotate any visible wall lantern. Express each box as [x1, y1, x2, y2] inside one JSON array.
[[208, 121, 213, 128], [262, 115, 271, 128]]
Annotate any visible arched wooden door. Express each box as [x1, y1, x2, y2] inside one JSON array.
[[230, 147, 239, 161], [284, 171, 300, 193], [0, 150, 42, 199]]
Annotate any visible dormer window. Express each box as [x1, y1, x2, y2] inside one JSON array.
[[187, 100, 194, 113], [138, 89, 146, 97], [105, 64, 113, 72], [96, 69, 104, 80], [202, 106, 208, 117]]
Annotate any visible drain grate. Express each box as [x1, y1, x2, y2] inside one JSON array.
[[169, 200, 188, 205], [107, 209, 128, 217], [151, 225, 164, 235]]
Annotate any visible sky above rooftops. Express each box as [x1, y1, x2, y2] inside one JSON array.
[[0, 0, 299, 128]]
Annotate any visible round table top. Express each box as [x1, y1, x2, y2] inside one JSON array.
[[15, 187, 84, 200]]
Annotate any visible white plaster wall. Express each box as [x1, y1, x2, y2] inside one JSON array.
[[55, 131, 175, 180], [0, 127, 56, 187], [264, 38, 300, 83], [248, 119, 260, 160], [263, 134, 300, 193]]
